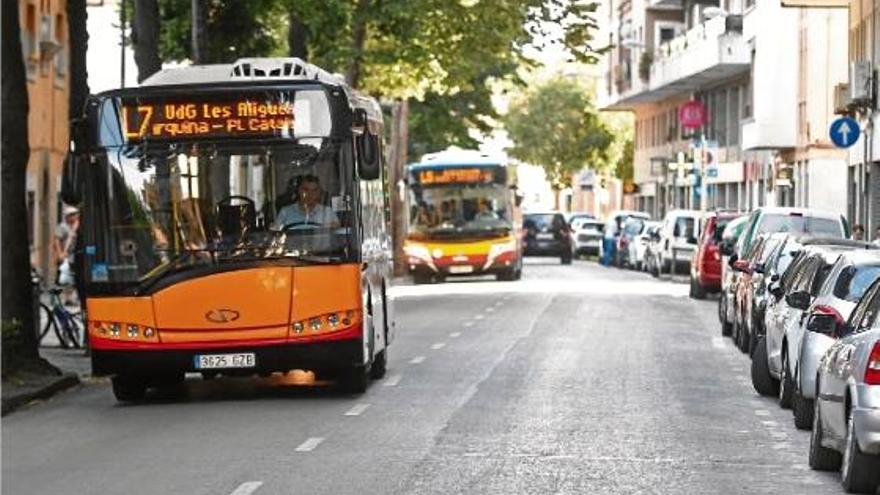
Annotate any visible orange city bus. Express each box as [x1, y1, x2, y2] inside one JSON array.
[[63, 58, 395, 401], [402, 149, 523, 283]]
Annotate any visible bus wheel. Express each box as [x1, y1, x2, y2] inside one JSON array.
[[112, 375, 147, 403], [370, 349, 387, 380], [339, 366, 368, 393]]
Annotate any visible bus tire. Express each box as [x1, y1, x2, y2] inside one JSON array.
[[370, 349, 387, 380], [339, 366, 368, 393], [112, 375, 147, 403]]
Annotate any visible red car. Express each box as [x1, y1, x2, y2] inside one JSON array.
[[690, 211, 741, 299]]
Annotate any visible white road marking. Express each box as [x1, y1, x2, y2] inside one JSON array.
[[494, 300, 504, 307], [431, 343, 446, 350], [770, 431, 788, 440], [772, 443, 790, 450], [344, 403, 371, 416], [761, 420, 779, 428], [295, 437, 324, 452], [410, 356, 426, 364], [711, 337, 725, 349], [463, 321, 475, 328], [485, 307, 496, 313], [474, 314, 485, 320], [229, 482, 263, 495], [383, 374, 402, 387], [754, 409, 771, 417], [450, 332, 461, 338]]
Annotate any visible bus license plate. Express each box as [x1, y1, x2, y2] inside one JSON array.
[[194, 353, 256, 370], [448, 265, 474, 274]]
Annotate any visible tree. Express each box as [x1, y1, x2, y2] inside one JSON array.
[[132, 0, 162, 82], [504, 76, 613, 209], [2, 1, 39, 368]]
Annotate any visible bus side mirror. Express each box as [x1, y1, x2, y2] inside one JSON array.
[[357, 132, 381, 181], [61, 153, 83, 206]]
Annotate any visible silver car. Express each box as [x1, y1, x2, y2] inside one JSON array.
[[788, 249, 880, 430], [572, 218, 604, 257], [809, 276, 880, 493]]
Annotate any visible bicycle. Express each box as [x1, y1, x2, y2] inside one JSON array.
[[33, 271, 84, 349]]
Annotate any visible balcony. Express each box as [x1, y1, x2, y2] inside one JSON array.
[[603, 15, 749, 109]]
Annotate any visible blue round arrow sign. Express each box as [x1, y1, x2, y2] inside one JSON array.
[[830, 117, 860, 149]]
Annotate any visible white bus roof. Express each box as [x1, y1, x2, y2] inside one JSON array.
[[410, 148, 506, 168], [141, 58, 347, 87]]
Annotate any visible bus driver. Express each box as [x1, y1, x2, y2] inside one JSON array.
[[272, 174, 340, 230]]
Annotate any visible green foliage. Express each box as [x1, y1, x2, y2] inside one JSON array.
[[504, 76, 613, 190], [615, 138, 634, 182], [156, 0, 286, 63]]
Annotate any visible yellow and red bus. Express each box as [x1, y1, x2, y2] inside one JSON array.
[[63, 58, 394, 400], [403, 149, 523, 283]]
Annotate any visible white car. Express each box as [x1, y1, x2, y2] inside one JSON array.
[[572, 218, 604, 257], [654, 210, 701, 275]]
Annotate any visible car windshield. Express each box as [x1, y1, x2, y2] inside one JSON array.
[[833, 263, 880, 302], [577, 221, 603, 234], [524, 214, 558, 231], [623, 219, 645, 236], [758, 214, 843, 237], [79, 139, 356, 291]]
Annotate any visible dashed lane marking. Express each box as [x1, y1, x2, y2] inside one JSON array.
[[344, 403, 371, 416], [754, 409, 771, 417], [383, 374, 402, 387], [485, 307, 496, 313], [410, 356, 426, 364], [711, 337, 725, 349], [761, 421, 780, 428], [450, 332, 461, 338], [295, 437, 324, 452], [229, 482, 263, 495], [431, 343, 446, 350], [474, 314, 485, 321], [463, 321, 475, 328]]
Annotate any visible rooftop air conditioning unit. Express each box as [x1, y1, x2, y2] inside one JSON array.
[[850, 61, 873, 104], [834, 83, 851, 114]]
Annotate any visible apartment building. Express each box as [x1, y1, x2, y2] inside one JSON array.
[[20, 0, 70, 280], [602, 0, 848, 220]]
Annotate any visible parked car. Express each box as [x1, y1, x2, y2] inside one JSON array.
[[643, 223, 663, 273], [653, 210, 701, 275], [690, 210, 741, 299], [786, 248, 880, 430], [567, 212, 596, 227], [756, 240, 861, 410], [599, 210, 650, 266], [810, 276, 880, 493], [618, 216, 649, 268], [523, 212, 573, 264], [730, 234, 789, 354], [572, 219, 605, 257], [737, 207, 849, 258], [718, 216, 750, 334], [625, 220, 661, 271]]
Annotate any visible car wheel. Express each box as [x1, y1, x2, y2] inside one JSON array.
[[750, 337, 780, 397], [809, 398, 842, 471], [841, 408, 880, 493], [369, 349, 387, 380], [111, 375, 147, 403], [779, 352, 794, 409], [792, 389, 814, 431], [737, 317, 751, 354]]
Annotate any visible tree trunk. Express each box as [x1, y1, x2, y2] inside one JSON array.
[[132, 0, 162, 83], [345, 0, 370, 88], [387, 100, 409, 277], [2, 1, 38, 360], [288, 12, 308, 60], [553, 187, 561, 211], [191, 0, 207, 64], [68, 0, 89, 119]]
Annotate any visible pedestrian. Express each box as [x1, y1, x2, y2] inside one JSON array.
[[853, 224, 865, 241], [53, 205, 80, 304]]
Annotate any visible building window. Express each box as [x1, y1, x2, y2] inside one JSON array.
[[728, 86, 740, 147], [23, 3, 37, 79], [54, 13, 66, 84]]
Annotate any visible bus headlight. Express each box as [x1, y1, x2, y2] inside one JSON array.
[[404, 243, 431, 261]]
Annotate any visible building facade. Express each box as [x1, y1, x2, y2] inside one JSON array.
[[602, 0, 848, 221], [20, 0, 70, 281]]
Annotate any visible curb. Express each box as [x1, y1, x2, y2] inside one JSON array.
[[1, 373, 80, 416]]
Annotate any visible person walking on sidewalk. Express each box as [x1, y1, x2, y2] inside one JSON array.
[[53, 206, 80, 304]]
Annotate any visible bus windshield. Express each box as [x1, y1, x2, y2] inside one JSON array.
[[408, 183, 512, 238], [79, 138, 357, 292]]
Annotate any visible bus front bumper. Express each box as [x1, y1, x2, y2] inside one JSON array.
[[91, 338, 364, 377]]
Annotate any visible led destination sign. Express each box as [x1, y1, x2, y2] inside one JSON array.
[[416, 167, 499, 185], [122, 98, 296, 141]]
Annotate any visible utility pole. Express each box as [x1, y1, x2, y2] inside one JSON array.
[[191, 0, 206, 64], [120, 0, 126, 87]]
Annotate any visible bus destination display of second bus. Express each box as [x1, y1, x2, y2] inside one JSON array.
[[122, 100, 296, 141]]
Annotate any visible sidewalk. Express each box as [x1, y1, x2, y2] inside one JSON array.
[[1, 346, 90, 416]]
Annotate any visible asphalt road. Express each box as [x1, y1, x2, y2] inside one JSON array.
[[3, 258, 846, 495]]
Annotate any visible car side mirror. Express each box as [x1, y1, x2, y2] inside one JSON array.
[[719, 241, 733, 256], [727, 253, 739, 267], [786, 291, 811, 311], [60, 153, 84, 206], [732, 259, 752, 274], [771, 274, 780, 282], [769, 281, 784, 299], [688, 236, 698, 245], [357, 131, 381, 180], [754, 262, 766, 274], [806, 313, 840, 336]]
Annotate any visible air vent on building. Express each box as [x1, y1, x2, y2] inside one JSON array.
[[850, 61, 873, 104]]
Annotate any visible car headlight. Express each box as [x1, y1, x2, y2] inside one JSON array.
[[404, 243, 431, 260]]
